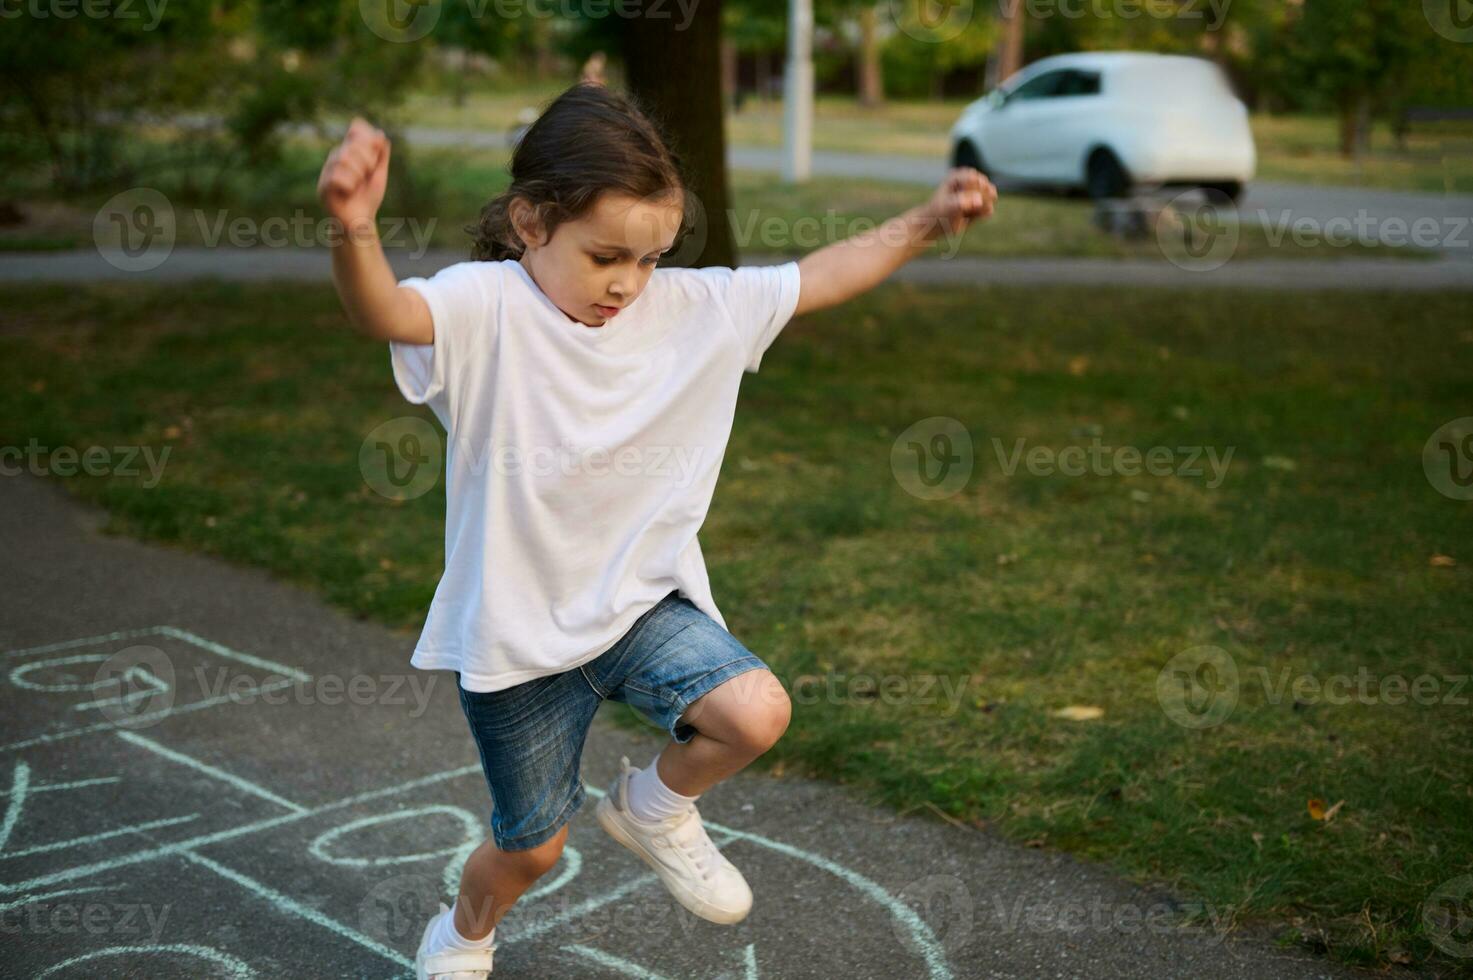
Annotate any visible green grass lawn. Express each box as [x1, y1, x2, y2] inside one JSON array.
[[1, 281, 1468, 973], [2, 137, 1435, 262], [384, 90, 1473, 195]]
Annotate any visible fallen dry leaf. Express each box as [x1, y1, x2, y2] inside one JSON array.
[[1430, 554, 1457, 567], [1053, 705, 1104, 721]]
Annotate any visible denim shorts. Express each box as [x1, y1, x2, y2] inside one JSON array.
[[454, 589, 769, 852]]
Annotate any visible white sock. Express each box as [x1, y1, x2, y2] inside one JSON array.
[[627, 751, 700, 823], [432, 901, 495, 952]]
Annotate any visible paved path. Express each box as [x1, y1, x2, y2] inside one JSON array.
[[731, 148, 1473, 257], [5, 245, 1471, 290], [0, 468, 1397, 978], [8, 124, 1471, 288]]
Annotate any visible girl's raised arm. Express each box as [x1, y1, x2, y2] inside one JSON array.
[[318, 117, 434, 346], [793, 167, 997, 317]]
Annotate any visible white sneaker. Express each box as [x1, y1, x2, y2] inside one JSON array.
[[415, 902, 495, 979], [595, 755, 753, 924]]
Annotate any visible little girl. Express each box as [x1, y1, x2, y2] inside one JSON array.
[[317, 81, 994, 979]]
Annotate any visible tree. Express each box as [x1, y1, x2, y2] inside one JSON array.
[[995, 0, 1025, 85], [856, 3, 884, 106], [617, 0, 741, 266], [435, 1, 519, 106], [0, 1, 221, 191], [1281, 0, 1424, 160], [0, 0, 425, 194]]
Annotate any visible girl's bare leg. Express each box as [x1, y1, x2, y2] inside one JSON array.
[[451, 823, 569, 939], [654, 669, 792, 797]]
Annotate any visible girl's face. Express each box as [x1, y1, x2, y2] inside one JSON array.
[[514, 191, 684, 328]]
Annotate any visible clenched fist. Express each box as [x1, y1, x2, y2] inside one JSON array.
[[317, 116, 391, 237], [923, 166, 998, 239]]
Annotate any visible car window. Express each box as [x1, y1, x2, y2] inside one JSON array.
[[1055, 69, 1101, 97], [1006, 70, 1066, 102]]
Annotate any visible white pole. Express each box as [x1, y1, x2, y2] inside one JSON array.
[[782, 0, 813, 183]]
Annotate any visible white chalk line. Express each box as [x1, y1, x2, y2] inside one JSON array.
[[0, 883, 121, 913], [580, 782, 955, 980], [35, 942, 258, 979], [0, 676, 301, 753], [0, 759, 482, 974], [0, 759, 28, 852], [181, 849, 413, 973], [154, 625, 313, 681], [0, 762, 484, 895], [0, 776, 121, 798], [560, 943, 678, 979], [9, 772, 949, 977], [3, 625, 953, 976], [1, 624, 312, 753], [115, 730, 307, 814], [2, 627, 165, 659], [0, 814, 200, 861]]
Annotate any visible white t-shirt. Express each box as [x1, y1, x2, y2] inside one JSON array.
[[388, 256, 803, 692]]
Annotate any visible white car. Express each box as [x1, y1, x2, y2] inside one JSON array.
[[949, 51, 1256, 202]]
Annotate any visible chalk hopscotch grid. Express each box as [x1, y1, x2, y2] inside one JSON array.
[[1, 626, 955, 978], [2, 625, 311, 754]]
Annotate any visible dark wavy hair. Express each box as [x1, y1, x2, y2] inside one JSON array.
[[468, 83, 691, 262]]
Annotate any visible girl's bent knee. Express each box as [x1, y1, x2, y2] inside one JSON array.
[[734, 688, 791, 755], [499, 824, 568, 878]]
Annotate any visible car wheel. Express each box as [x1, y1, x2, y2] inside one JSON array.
[[1201, 181, 1244, 205], [951, 139, 990, 177], [1086, 150, 1130, 200]]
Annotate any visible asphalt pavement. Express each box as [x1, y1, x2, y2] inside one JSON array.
[[0, 469, 1395, 979]]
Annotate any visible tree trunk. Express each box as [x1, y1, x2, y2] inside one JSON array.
[[1391, 107, 1409, 152], [996, 0, 1025, 84], [720, 38, 738, 114], [533, 20, 558, 79], [1337, 91, 1372, 161], [857, 5, 883, 108], [1354, 93, 1372, 159], [621, 0, 737, 267]]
